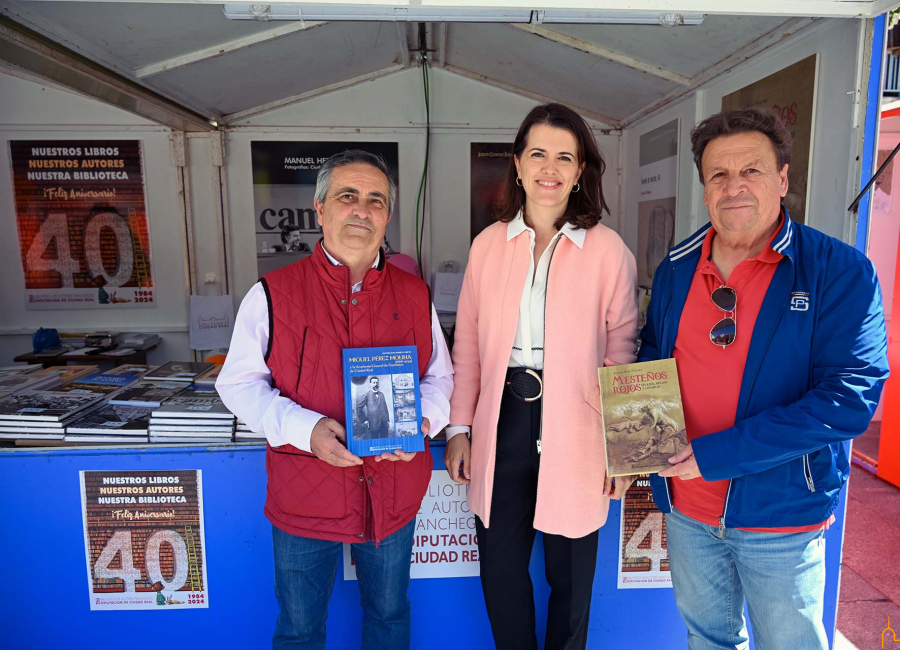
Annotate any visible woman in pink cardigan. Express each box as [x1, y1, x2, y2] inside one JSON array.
[[444, 104, 639, 649]]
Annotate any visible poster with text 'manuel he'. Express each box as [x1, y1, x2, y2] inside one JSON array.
[[250, 141, 400, 279], [9, 140, 155, 310], [80, 469, 209, 610]]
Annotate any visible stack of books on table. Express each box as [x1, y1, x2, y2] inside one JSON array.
[[145, 361, 213, 383], [84, 331, 122, 348], [58, 331, 89, 348], [120, 332, 161, 350], [235, 419, 265, 443], [64, 404, 155, 444], [57, 330, 122, 348], [149, 385, 235, 443], [36, 367, 163, 445], [0, 390, 107, 441]]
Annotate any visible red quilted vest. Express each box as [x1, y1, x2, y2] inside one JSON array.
[[261, 241, 434, 544]]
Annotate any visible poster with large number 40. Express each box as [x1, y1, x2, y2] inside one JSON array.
[[79, 470, 209, 610], [9, 140, 155, 310]]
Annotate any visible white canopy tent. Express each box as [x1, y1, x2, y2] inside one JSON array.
[[0, 1, 888, 361], [0, 3, 891, 647]]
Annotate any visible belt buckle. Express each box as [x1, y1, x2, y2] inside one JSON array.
[[508, 368, 543, 402]]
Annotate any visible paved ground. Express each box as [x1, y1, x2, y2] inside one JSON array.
[[835, 464, 900, 649]]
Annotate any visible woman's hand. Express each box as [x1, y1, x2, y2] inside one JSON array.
[[444, 432, 471, 483], [604, 474, 637, 500]]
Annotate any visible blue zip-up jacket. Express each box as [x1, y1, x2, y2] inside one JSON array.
[[638, 209, 888, 528]]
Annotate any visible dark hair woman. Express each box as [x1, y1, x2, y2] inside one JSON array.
[[444, 103, 640, 649]]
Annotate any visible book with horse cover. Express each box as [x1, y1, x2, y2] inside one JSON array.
[[598, 359, 687, 477]]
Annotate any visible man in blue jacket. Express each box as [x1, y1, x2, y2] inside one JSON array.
[[639, 107, 888, 649]]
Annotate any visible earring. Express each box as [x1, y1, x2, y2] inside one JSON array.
[[516, 178, 523, 187], [572, 183, 580, 193]]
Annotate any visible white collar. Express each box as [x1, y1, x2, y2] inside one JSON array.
[[506, 210, 586, 249], [321, 243, 381, 270]]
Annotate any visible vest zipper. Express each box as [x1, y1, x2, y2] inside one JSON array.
[[365, 480, 374, 542], [294, 327, 308, 392]]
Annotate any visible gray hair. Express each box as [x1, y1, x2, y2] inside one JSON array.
[[314, 149, 397, 216]]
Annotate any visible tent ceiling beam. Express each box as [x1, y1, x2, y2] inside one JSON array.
[[13, 0, 891, 20], [508, 23, 692, 86], [135, 20, 326, 79], [397, 22, 410, 66], [222, 64, 406, 124], [0, 16, 214, 131], [620, 16, 818, 127]]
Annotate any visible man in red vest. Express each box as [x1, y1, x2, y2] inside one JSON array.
[[217, 150, 454, 649]]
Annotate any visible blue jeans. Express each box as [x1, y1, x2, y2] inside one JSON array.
[[665, 508, 828, 650], [271, 519, 415, 650]]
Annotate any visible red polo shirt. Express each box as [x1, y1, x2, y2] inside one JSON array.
[[671, 216, 831, 532]]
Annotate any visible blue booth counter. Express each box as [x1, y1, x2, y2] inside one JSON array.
[[0, 442, 846, 648]]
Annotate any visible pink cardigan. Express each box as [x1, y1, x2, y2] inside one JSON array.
[[450, 220, 639, 538]]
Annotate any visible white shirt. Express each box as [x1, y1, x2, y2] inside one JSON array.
[[216, 247, 457, 453], [444, 212, 586, 439], [507, 212, 586, 369]]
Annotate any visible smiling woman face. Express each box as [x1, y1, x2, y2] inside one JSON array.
[[514, 123, 584, 217]]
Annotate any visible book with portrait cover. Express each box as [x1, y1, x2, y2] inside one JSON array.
[[598, 359, 687, 477], [342, 346, 424, 457]]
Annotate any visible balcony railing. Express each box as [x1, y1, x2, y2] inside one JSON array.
[[886, 52, 900, 97]]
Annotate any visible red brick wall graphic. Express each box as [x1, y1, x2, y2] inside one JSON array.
[[619, 479, 671, 581], [80, 470, 209, 610], [9, 140, 155, 309]]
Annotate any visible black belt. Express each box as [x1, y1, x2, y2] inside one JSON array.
[[505, 367, 543, 402]]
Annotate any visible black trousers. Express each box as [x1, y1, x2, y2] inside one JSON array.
[[476, 379, 599, 650]]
